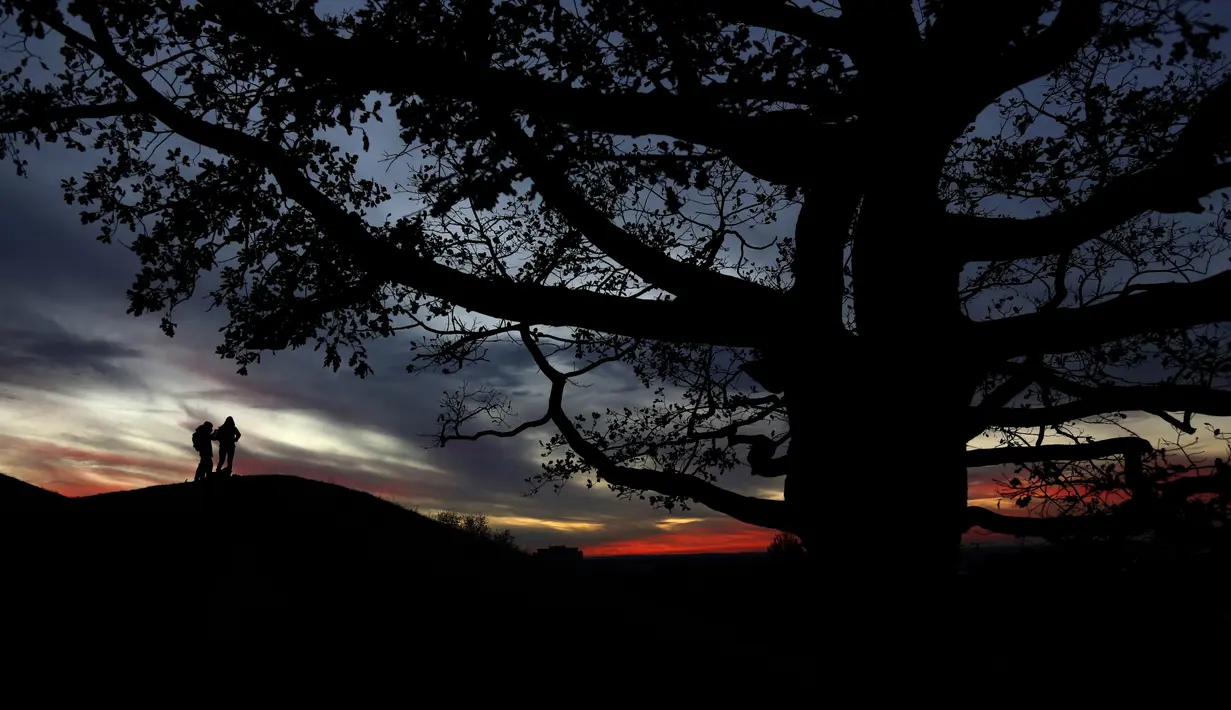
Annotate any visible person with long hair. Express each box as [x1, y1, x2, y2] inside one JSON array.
[[212, 416, 242, 475]]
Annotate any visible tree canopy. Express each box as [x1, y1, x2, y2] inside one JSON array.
[[4, 0, 1231, 568]]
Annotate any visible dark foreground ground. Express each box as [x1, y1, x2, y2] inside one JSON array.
[[2, 474, 820, 680], [3, 472, 1227, 684]]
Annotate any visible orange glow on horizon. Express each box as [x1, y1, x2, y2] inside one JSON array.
[[583, 519, 776, 556], [41, 479, 129, 497]]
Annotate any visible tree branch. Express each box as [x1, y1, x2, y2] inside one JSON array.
[[492, 120, 776, 302], [974, 380, 1231, 432], [974, 270, 1231, 359], [952, 164, 1231, 263], [47, 7, 787, 349], [435, 338, 638, 446], [965, 436, 1153, 469], [679, 0, 845, 50], [966, 469, 1227, 537], [838, 0, 922, 72], [518, 326, 791, 531], [988, 0, 1102, 92], [438, 412, 552, 448], [195, 0, 837, 184], [965, 354, 1042, 439], [0, 100, 145, 134], [965, 505, 1125, 537], [728, 434, 790, 478], [927, 0, 1102, 128], [952, 77, 1231, 263]]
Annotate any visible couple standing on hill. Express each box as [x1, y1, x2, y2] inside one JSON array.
[[192, 416, 242, 483]]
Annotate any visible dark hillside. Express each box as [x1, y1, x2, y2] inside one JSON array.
[[70, 474, 525, 567], [3, 473, 818, 673], [6, 474, 534, 644], [0, 472, 66, 511], [5, 471, 1222, 663]]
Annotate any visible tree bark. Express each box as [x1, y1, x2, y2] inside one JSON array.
[[841, 182, 970, 581]]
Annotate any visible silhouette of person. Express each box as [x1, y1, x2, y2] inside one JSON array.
[[212, 416, 242, 475], [192, 421, 214, 482]]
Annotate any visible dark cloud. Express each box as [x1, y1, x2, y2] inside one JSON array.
[[0, 308, 145, 392], [0, 163, 144, 304]]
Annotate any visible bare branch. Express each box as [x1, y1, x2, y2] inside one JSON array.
[[518, 326, 791, 531], [434, 384, 553, 448]]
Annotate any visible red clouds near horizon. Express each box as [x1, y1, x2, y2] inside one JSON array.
[[583, 519, 777, 556]]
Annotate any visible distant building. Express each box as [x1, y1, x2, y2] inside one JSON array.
[[533, 545, 583, 563]]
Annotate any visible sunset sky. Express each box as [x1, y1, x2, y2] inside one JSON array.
[[4, 2, 1231, 556], [0, 146, 787, 554]]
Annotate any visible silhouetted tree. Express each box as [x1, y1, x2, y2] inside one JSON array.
[[6, 1, 1231, 583], [767, 531, 808, 562], [432, 510, 519, 550]]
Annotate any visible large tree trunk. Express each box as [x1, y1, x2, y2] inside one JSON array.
[[789, 349, 968, 577], [830, 186, 970, 579], [781, 159, 972, 584]]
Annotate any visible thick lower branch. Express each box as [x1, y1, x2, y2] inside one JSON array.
[[965, 505, 1128, 537], [965, 436, 1153, 468], [952, 162, 1231, 263], [966, 468, 1228, 537], [974, 270, 1231, 359], [976, 381, 1231, 432]]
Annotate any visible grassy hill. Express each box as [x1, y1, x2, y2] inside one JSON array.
[[2, 472, 817, 670]]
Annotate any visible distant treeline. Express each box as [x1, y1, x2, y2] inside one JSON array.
[[430, 510, 520, 552]]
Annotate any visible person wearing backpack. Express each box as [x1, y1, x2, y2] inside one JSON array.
[[192, 421, 214, 482], [212, 416, 242, 475]]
